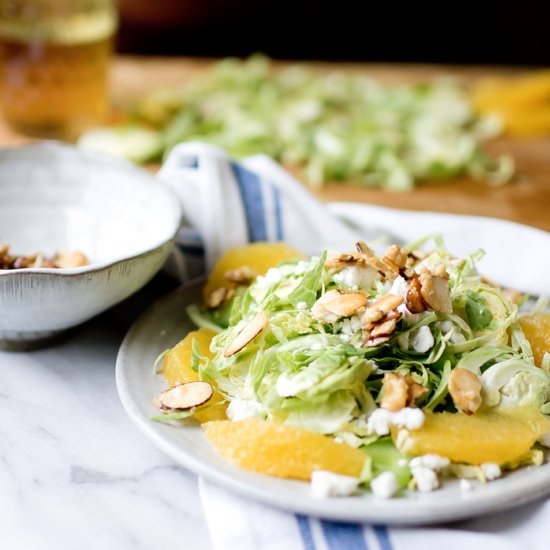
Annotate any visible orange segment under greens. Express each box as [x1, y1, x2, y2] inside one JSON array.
[[161, 242, 302, 423], [203, 242, 304, 302], [162, 328, 227, 422], [520, 313, 550, 368], [393, 407, 550, 465], [203, 419, 366, 480]]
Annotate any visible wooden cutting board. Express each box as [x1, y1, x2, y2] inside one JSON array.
[[1, 56, 548, 232]]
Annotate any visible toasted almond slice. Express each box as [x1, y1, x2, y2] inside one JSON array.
[[363, 308, 385, 324], [224, 266, 256, 285], [155, 381, 213, 412], [448, 368, 482, 415], [381, 372, 409, 411], [311, 289, 369, 323], [408, 382, 428, 404], [54, 250, 89, 268], [381, 372, 428, 411], [324, 252, 366, 269], [207, 287, 234, 309], [224, 311, 268, 357], [356, 241, 376, 257], [365, 256, 395, 280], [362, 297, 403, 334], [363, 335, 390, 348], [384, 309, 402, 321], [432, 264, 449, 279], [381, 257, 401, 275], [419, 273, 452, 313], [371, 294, 404, 314], [370, 318, 398, 338], [406, 276, 426, 314], [382, 244, 409, 269]]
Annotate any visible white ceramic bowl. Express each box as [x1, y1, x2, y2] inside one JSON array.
[[0, 143, 182, 350]]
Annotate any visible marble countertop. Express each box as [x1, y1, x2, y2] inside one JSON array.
[[0, 276, 212, 550]]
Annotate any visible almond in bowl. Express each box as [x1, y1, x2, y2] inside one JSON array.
[[0, 142, 181, 350]]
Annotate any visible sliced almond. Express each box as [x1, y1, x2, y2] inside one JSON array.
[[408, 382, 428, 404], [155, 381, 213, 412], [363, 335, 390, 348], [371, 294, 404, 314], [362, 294, 404, 345], [406, 276, 426, 314], [54, 250, 89, 268], [381, 372, 409, 411], [384, 309, 402, 321], [356, 241, 406, 281], [448, 368, 482, 415], [370, 318, 398, 338], [324, 252, 366, 269], [381, 372, 427, 411], [382, 244, 409, 269], [366, 256, 398, 281], [356, 241, 376, 257], [311, 289, 369, 323], [432, 264, 449, 279], [363, 308, 385, 324], [224, 311, 268, 358], [207, 287, 234, 309], [380, 257, 401, 276], [224, 266, 256, 285], [419, 272, 452, 313]]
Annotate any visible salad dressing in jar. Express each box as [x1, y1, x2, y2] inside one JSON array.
[[0, 0, 117, 140]]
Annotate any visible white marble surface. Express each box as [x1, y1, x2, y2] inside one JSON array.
[[0, 278, 212, 550]]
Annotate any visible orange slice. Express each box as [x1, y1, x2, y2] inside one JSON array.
[[519, 313, 550, 368], [203, 242, 304, 301], [394, 407, 549, 465], [162, 328, 227, 422], [203, 419, 366, 480]]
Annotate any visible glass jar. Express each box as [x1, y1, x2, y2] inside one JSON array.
[[0, 0, 118, 140]]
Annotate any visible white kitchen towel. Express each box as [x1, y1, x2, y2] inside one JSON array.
[[157, 142, 550, 550], [199, 479, 550, 550], [158, 141, 550, 295]]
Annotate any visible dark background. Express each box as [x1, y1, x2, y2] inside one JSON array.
[[117, 0, 549, 65]]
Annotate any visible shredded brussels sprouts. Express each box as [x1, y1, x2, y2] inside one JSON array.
[[79, 55, 514, 190]]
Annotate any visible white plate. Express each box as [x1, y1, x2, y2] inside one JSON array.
[[116, 281, 550, 525]]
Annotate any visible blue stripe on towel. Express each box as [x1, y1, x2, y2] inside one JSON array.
[[231, 163, 268, 242], [272, 184, 284, 240], [373, 526, 393, 550], [322, 521, 368, 550], [295, 515, 316, 550]]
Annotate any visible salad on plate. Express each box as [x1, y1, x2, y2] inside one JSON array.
[[153, 238, 550, 499]]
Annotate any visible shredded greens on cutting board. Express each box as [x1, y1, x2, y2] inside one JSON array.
[[79, 55, 513, 190]]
